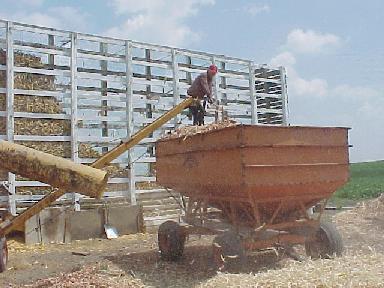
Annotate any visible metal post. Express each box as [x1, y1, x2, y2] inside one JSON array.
[[279, 66, 288, 125], [249, 62, 258, 124], [6, 21, 16, 216], [219, 62, 227, 121], [186, 56, 192, 85], [144, 49, 154, 170], [125, 40, 136, 205], [70, 32, 80, 210], [100, 42, 108, 154], [211, 57, 221, 122], [171, 49, 180, 124], [211, 57, 220, 102], [48, 34, 55, 70]]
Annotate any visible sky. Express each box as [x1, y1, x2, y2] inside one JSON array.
[[0, 0, 383, 162]]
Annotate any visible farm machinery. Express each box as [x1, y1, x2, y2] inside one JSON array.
[[156, 125, 349, 268], [0, 95, 350, 272]]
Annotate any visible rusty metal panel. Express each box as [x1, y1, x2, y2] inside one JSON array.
[[243, 164, 348, 187], [156, 125, 350, 208], [242, 125, 349, 147], [156, 149, 243, 190], [241, 146, 349, 166], [244, 181, 346, 199]]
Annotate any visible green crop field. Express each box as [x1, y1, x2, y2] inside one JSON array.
[[334, 160, 384, 201]]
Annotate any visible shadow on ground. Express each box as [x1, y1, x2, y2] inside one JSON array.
[[105, 243, 286, 288]]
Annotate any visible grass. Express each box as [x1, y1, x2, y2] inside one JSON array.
[[333, 160, 384, 201]]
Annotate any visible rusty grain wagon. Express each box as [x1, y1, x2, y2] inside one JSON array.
[[155, 125, 350, 268]]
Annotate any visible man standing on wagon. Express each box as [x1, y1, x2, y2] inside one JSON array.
[[187, 64, 218, 126]]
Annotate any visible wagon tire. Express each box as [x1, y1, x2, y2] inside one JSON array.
[[0, 237, 8, 273], [158, 221, 186, 261], [212, 231, 245, 271], [305, 221, 343, 259]]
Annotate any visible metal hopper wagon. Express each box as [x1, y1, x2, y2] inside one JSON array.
[[155, 125, 350, 268]]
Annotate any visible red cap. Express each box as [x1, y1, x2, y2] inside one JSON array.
[[208, 64, 218, 74]]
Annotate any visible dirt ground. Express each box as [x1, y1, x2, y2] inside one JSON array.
[[1, 234, 222, 287], [1, 197, 383, 287], [1, 233, 311, 287]]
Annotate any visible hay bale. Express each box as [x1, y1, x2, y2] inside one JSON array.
[[79, 143, 101, 158], [102, 164, 129, 178], [15, 119, 71, 136], [17, 141, 72, 158], [0, 50, 45, 68], [0, 72, 55, 92], [14, 95, 62, 113], [14, 72, 55, 91]]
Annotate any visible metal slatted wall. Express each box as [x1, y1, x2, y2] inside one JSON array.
[[0, 20, 288, 225]]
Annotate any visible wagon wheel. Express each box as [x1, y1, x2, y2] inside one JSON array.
[[158, 221, 186, 261], [212, 231, 245, 271], [0, 237, 8, 273], [305, 221, 343, 259]]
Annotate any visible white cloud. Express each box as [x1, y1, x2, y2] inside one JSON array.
[[270, 51, 328, 97], [286, 29, 341, 54], [331, 85, 380, 101], [1, 6, 89, 32], [272, 27, 342, 104], [10, 12, 59, 28], [47, 6, 89, 31], [270, 51, 296, 67], [104, 0, 215, 46], [244, 3, 270, 16], [21, 0, 44, 6], [4, 0, 44, 7], [290, 74, 328, 97], [270, 29, 343, 98]]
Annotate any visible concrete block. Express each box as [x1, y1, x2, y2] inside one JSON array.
[[67, 207, 104, 241], [106, 205, 143, 235], [24, 204, 144, 244], [25, 207, 66, 245], [40, 207, 66, 244], [25, 214, 41, 245]]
